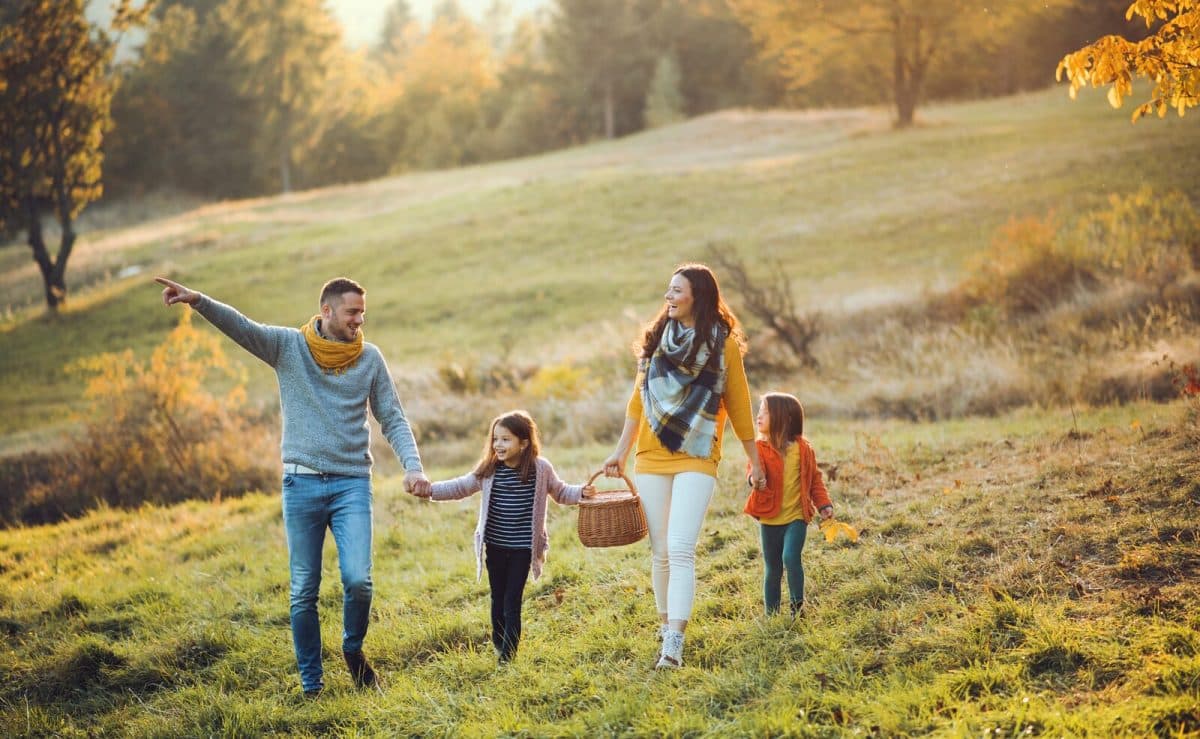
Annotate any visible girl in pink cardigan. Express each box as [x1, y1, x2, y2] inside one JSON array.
[[423, 410, 594, 663]]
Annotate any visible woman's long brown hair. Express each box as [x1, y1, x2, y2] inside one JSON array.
[[762, 392, 804, 452], [636, 262, 746, 365], [473, 410, 541, 483]]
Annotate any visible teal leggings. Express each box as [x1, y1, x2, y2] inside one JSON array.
[[760, 518, 808, 613]]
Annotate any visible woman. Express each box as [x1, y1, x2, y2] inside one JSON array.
[[603, 262, 765, 669]]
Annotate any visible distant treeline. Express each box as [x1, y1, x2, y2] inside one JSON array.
[[103, 0, 1144, 200]]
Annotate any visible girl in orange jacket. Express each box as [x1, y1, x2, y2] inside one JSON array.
[[745, 392, 833, 616]]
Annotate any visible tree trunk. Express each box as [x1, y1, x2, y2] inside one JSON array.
[[25, 206, 64, 312], [892, 24, 912, 128], [603, 79, 615, 140], [279, 139, 292, 194], [893, 16, 931, 128], [51, 165, 78, 308], [895, 81, 917, 127], [51, 227, 75, 306]]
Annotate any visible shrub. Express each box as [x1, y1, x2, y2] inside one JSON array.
[[435, 354, 533, 396], [704, 244, 822, 369], [523, 362, 597, 401], [1071, 187, 1200, 288], [952, 189, 1199, 320], [16, 312, 276, 525], [956, 213, 1097, 317]]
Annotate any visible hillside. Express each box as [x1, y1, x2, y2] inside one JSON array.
[[1, 87, 1199, 735], [2, 88, 1198, 457]]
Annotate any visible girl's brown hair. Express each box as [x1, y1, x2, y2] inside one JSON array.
[[473, 410, 541, 483], [636, 263, 747, 364], [762, 392, 804, 452]]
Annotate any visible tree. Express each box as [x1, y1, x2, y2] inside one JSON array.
[[220, 0, 340, 193], [376, 0, 416, 60], [547, 0, 657, 139], [106, 4, 268, 199], [660, 0, 783, 114], [0, 0, 148, 312], [391, 8, 498, 169], [479, 14, 578, 159], [1057, 0, 1200, 121], [729, 0, 1068, 127], [645, 52, 685, 127], [481, 0, 516, 56]]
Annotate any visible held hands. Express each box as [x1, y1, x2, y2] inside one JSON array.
[[404, 470, 432, 499], [154, 276, 200, 307], [749, 462, 767, 491], [818, 504, 834, 521]]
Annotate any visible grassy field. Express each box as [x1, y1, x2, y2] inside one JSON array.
[[1, 88, 1199, 452], [1, 402, 1197, 736], [1, 87, 1199, 735]]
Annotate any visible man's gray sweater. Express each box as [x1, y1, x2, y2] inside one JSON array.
[[194, 295, 422, 477]]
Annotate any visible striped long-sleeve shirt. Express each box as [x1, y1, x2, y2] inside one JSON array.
[[428, 457, 585, 582], [484, 463, 535, 548]]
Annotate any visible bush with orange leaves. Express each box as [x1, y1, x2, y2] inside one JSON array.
[[19, 311, 277, 523], [956, 211, 1097, 317], [950, 187, 1200, 321]]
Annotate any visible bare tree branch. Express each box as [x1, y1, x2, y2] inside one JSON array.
[[704, 244, 822, 369]]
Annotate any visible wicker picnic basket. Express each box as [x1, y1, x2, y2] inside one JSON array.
[[577, 470, 648, 548]]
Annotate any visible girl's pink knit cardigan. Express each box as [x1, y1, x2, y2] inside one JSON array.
[[429, 457, 585, 581]]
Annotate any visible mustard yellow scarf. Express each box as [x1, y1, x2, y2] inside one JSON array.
[[301, 315, 363, 374]]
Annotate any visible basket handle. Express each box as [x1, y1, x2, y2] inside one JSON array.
[[586, 469, 638, 497]]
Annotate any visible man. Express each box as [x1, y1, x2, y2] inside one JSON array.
[[155, 275, 431, 698]]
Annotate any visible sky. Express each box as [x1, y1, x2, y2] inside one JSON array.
[[88, 1, 551, 51], [335, 1, 550, 47]]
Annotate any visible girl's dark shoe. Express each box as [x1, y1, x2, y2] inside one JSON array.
[[790, 600, 805, 618]]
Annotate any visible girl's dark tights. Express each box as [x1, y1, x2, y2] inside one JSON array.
[[760, 518, 808, 613], [485, 543, 532, 661]]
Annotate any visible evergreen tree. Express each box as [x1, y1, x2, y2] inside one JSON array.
[[645, 52, 685, 128], [377, 0, 415, 59], [547, 0, 658, 139], [220, 0, 340, 193], [107, 4, 266, 199]]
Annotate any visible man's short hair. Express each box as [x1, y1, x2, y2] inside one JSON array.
[[319, 277, 365, 308]]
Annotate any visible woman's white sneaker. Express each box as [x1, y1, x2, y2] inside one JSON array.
[[656, 629, 684, 668]]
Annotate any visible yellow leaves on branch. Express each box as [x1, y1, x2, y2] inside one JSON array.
[[1057, 0, 1200, 121]]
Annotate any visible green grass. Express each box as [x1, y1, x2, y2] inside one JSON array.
[[2, 87, 1200, 733], [1, 403, 1197, 736]]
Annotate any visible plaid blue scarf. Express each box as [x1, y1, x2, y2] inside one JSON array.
[[640, 320, 728, 458]]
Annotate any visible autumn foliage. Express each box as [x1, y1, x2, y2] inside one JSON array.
[[955, 188, 1200, 318], [15, 311, 276, 524], [1058, 0, 1200, 120]]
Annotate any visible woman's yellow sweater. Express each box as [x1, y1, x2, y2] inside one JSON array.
[[625, 334, 756, 477]]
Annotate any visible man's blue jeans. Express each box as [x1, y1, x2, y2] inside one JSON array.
[[281, 473, 373, 693]]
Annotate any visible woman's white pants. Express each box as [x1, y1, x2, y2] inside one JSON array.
[[636, 471, 716, 621]]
